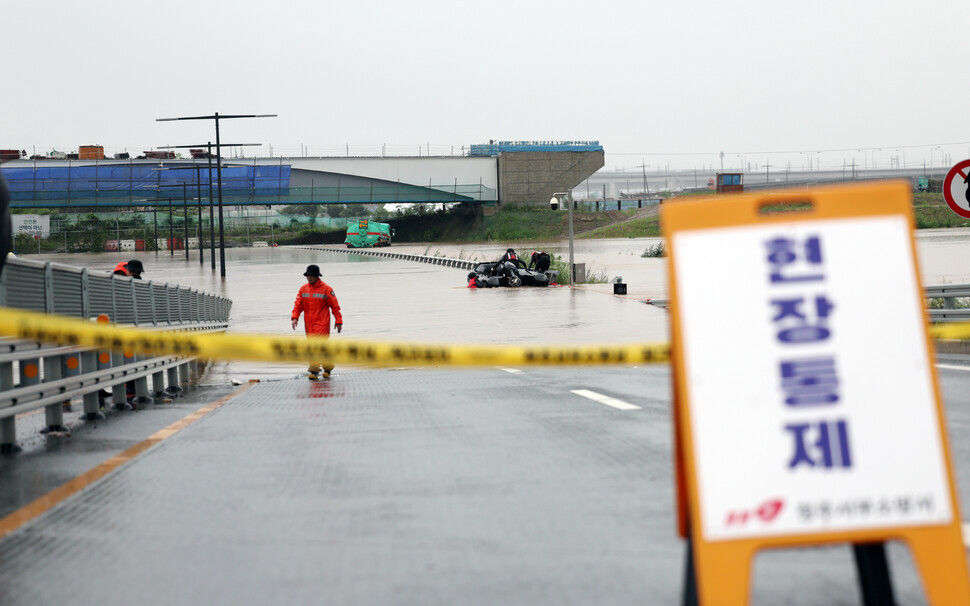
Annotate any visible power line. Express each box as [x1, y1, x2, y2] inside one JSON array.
[[608, 140, 970, 157]]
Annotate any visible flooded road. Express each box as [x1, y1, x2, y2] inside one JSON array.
[[18, 227, 970, 382]]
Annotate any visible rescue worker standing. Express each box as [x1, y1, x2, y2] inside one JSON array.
[[291, 264, 343, 379]]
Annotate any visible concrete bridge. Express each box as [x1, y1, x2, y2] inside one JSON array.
[[0, 141, 604, 210]]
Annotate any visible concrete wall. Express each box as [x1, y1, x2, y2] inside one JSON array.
[[497, 150, 604, 206], [282, 156, 498, 193]]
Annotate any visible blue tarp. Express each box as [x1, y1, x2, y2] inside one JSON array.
[[0, 164, 291, 201]]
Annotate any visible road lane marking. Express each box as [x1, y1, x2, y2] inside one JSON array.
[[498, 368, 523, 374], [936, 364, 970, 372], [963, 523, 970, 547], [571, 389, 641, 411], [0, 382, 255, 541]]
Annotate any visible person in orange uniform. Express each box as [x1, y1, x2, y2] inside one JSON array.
[[291, 264, 343, 379]]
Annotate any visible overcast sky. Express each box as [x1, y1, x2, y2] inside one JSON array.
[[4, 0, 968, 171]]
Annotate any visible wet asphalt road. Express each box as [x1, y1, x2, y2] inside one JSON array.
[[0, 361, 969, 604]]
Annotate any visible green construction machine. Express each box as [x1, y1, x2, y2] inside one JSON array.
[[345, 218, 393, 248]]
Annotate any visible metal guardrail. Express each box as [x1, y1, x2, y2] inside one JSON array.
[[0, 256, 232, 452], [647, 285, 970, 321], [924, 283, 970, 323], [299, 246, 478, 271]]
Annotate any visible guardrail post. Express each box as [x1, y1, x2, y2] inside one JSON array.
[[0, 362, 18, 453], [132, 353, 153, 407], [19, 358, 41, 389], [944, 296, 956, 310], [60, 352, 81, 412], [41, 356, 69, 433], [110, 351, 132, 411], [80, 351, 104, 420], [165, 366, 183, 396], [152, 369, 166, 398]]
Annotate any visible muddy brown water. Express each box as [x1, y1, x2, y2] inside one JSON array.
[[15, 228, 970, 382]]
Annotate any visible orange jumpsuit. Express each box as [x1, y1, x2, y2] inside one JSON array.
[[292, 279, 343, 373]]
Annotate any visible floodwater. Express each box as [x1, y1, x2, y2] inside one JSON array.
[[16, 228, 970, 382]]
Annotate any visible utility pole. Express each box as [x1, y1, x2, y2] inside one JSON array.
[[157, 112, 277, 277], [158, 140, 264, 274]]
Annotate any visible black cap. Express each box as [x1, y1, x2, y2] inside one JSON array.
[[507, 248, 514, 253], [303, 264, 322, 277], [127, 259, 144, 273]]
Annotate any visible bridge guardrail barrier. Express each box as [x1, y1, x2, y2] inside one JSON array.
[[0, 256, 232, 452]]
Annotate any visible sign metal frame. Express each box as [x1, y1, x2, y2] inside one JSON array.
[[662, 180, 970, 605]]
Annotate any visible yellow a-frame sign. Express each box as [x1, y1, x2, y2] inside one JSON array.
[[662, 181, 970, 605]]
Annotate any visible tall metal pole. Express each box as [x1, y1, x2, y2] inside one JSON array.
[[215, 115, 227, 277], [567, 191, 575, 285], [153, 206, 158, 256], [156, 112, 276, 275], [196, 167, 203, 265], [207, 142, 216, 270], [168, 197, 174, 257], [182, 183, 189, 260]]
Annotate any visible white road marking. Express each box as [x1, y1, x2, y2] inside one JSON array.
[[936, 364, 970, 372], [498, 368, 523, 374], [963, 523, 970, 547], [571, 389, 641, 411]]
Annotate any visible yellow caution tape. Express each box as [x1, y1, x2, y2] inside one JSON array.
[[929, 323, 970, 341], [0, 307, 670, 368]]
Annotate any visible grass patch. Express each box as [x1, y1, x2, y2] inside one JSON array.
[[912, 192, 969, 228], [578, 216, 661, 239], [641, 242, 666, 257], [549, 254, 609, 285]]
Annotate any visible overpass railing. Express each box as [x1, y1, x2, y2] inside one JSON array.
[[0, 257, 232, 452]]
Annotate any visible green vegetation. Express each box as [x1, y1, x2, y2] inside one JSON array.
[[579, 216, 661, 239], [641, 242, 666, 258], [912, 192, 969, 229], [548, 253, 609, 285]]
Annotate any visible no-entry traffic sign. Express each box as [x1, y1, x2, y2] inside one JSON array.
[[943, 159, 970, 218]]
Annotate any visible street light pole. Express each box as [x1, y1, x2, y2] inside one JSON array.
[[157, 111, 277, 278], [215, 114, 227, 277], [195, 166, 203, 265], [182, 183, 189, 260], [168, 197, 174, 257], [567, 191, 575, 283], [553, 191, 575, 285]]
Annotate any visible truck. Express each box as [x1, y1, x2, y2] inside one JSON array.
[[345, 219, 393, 248], [715, 173, 744, 194]]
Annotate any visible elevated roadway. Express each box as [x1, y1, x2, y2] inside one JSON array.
[[0, 143, 603, 209]]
